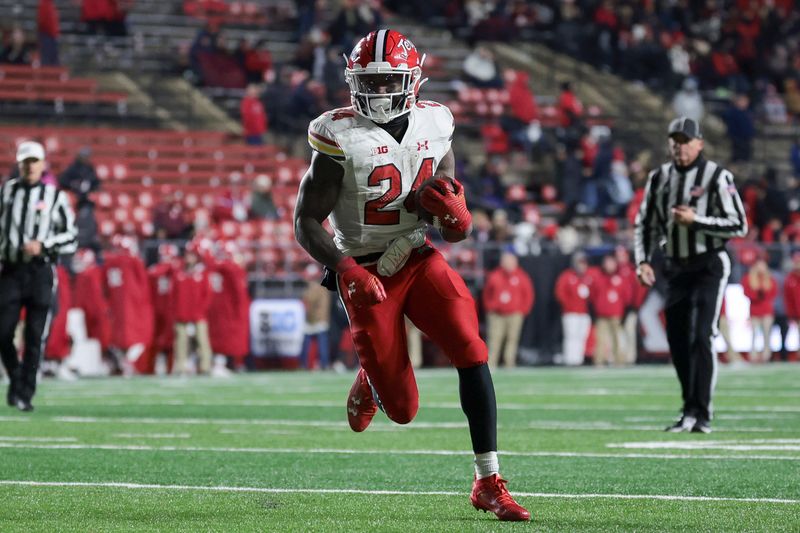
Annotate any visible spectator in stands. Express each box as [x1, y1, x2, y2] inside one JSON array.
[[754, 168, 790, 230], [240, 84, 267, 145], [557, 81, 583, 130], [718, 297, 746, 367], [249, 174, 279, 220], [81, 0, 112, 35], [153, 193, 191, 239], [172, 242, 213, 375], [288, 75, 327, 133], [501, 70, 539, 153], [672, 77, 704, 123], [743, 258, 778, 363], [0, 26, 31, 65], [590, 254, 628, 366], [481, 250, 534, 368], [615, 246, 640, 365], [234, 38, 272, 85], [462, 45, 503, 89], [59, 147, 100, 204], [327, 0, 382, 52], [791, 137, 800, 179], [761, 83, 788, 124], [490, 208, 513, 243], [37, 0, 60, 66], [723, 93, 756, 162], [300, 264, 331, 370], [554, 251, 591, 366]]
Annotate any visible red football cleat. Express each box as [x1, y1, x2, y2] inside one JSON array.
[[470, 474, 531, 521], [346, 367, 378, 432]]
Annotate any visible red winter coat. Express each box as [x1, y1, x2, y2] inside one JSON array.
[[206, 260, 250, 360], [148, 261, 177, 351], [38, 0, 60, 37], [482, 267, 534, 315], [555, 269, 591, 314], [45, 266, 71, 360], [73, 265, 111, 350], [104, 252, 154, 349], [508, 72, 538, 123], [173, 263, 211, 323], [784, 270, 800, 320], [81, 0, 113, 22], [240, 95, 267, 136], [743, 273, 778, 318], [590, 272, 629, 318]]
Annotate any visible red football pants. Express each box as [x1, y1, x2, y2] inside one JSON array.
[[338, 249, 487, 424]]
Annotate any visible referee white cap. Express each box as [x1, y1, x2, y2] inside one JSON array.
[[16, 141, 46, 162]]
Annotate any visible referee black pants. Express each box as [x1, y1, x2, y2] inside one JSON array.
[[0, 261, 56, 402], [664, 250, 730, 422]]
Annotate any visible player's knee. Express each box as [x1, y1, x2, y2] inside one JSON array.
[[385, 398, 419, 425], [450, 336, 488, 368]]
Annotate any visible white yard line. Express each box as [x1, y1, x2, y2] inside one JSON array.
[[112, 433, 191, 439], [0, 480, 797, 505], [0, 436, 77, 442], [0, 442, 797, 461], [45, 416, 776, 433], [609, 441, 800, 451]]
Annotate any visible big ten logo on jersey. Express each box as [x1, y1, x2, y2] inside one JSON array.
[[210, 272, 224, 293], [372, 145, 389, 155], [107, 268, 123, 288], [157, 275, 171, 294]]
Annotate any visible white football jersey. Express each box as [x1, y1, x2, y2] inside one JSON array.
[[307, 101, 454, 256]]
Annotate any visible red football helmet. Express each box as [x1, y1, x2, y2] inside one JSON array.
[[345, 29, 426, 123]]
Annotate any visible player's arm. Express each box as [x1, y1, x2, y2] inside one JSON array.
[[294, 151, 385, 307], [294, 151, 345, 271], [421, 147, 473, 242]]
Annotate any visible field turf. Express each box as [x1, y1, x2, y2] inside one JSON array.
[[0, 364, 798, 532]]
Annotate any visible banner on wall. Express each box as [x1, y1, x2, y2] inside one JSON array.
[[639, 284, 799, 355], [249, 299, 305, 357]]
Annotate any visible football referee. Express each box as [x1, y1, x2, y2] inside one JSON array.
[[0, 141, 77, 411], [634, 117, 747, 434]]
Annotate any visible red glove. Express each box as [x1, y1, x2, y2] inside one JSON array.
[[418, 178, 472, 233], [336, 257, 386, 308]]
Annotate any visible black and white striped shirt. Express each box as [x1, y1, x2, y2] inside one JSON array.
[[634, 157, 747, 264], [0, 178, 78, 264]]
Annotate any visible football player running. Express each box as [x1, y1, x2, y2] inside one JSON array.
[[294, 29, 530, 522]]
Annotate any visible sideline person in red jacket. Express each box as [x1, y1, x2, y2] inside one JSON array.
[[590, 254, 630, 366], [743, 258, 778, 363], [554, 251, 592, 366], [784, 252, 800, 357], [206, 242, 250, 373], [172, 241, 213, 375], [146, 243, 180, 374], [72, 248, 111, 353], [481, 250, 534, 368], [104, 236, 153, 374]]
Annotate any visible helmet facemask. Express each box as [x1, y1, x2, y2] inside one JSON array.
[[345, 64, 421, 123]]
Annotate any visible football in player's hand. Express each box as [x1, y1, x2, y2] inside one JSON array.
[[414, 175, 456, 224]]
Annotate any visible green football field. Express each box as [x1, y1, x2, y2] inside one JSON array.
[[0, 364, 798, 532]]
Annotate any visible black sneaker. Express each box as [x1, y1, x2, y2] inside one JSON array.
[[691, 420, 711, 434], [665, 415, 696, 432], [15, 398, 34, 412], [6, 385, 16, 407]]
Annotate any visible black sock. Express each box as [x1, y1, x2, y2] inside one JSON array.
[[457, 363, 497, 454]]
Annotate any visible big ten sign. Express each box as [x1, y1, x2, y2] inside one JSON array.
[[249, 299, 305, 358]]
